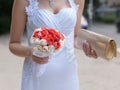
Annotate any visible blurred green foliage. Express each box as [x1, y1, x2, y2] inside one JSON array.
[[84, 0, 101, 19], [95, 13, 117, 23], [0, 16, 11, 34], [0, 0, 13, 34], [84, 0, 100, 9]]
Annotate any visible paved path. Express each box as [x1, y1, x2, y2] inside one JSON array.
[[0, 23, 120, 90]]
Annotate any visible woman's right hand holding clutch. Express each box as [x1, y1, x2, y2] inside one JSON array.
[[82, 41, 98, 59]]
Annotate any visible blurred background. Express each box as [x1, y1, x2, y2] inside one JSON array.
[[0, 0, 120, 90]]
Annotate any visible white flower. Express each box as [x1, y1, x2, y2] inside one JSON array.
[[31, 38, 48, 46], [35, 28, 42, 31], [60, 40, 63, 47], [48, 45, 55, 53], [30, 37, 34, 44], [30, 37, 39, 44], [37, 46, 43, 52], [39, 39, 48, 46], [35, 38, 41, 44], [60, 39, 65, 47], [42, 46, 49, 52], [33, 47, 42, 54]]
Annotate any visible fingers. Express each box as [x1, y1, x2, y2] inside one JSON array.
[[83, 41, 98, 59], [91, 49, 98, 59], [83, 41, 91, 57], [32, 55, 49, 64]]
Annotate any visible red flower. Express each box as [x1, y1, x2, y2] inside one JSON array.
[[53, 35, 60, 42], [46, 35, 54, 45], [54, 41, 61, 49], [41, 29, 49, 35], [47, 38, 54, 45], [33, 31, 41, 38], [41, 27, 48, 31], [59, 33, 64, 40], [32, 27, 64, 50], [48, 29, 61, 41], [40, 34, 48, 39], [48, 29, 56, 35]]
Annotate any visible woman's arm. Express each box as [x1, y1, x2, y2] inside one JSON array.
[[74, 0, 97, 58], [9, 0, 49, 63], [74, 0, 85, 49], [74, 0, 85, 37], [9, 0, 33, 57]]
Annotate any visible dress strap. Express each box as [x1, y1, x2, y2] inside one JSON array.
[[68, 0, 79, 10], [25, 0, 39, 16], [26, 0, 37, 5]]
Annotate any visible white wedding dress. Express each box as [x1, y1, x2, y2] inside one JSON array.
[[22, 0, 80, 90]]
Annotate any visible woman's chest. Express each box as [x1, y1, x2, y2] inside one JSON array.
[[27, 8, 77, 25], [26, 8, 77, 36]]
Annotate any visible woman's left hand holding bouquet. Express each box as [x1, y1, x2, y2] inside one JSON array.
[[19, 45, 49, 64], [31, 55, 49, 64]]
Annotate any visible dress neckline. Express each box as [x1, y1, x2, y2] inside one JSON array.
[[36, 8, 73, 16], [35, 0, 72, 15]]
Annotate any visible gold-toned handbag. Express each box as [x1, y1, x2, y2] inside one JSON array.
[[75, 29, 117, 60]]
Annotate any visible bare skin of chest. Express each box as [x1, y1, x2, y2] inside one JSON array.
[[38, 0, 71, 14]]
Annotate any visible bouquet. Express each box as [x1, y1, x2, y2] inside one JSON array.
[[30, 27, 65, 77]]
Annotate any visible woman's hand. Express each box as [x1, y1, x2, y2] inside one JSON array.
[[29, 48, 49, 64], [82, 41, 98, 59], [31, 55, 49, 64]]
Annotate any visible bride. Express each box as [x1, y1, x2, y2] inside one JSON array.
[[9, 0, 97, 90]]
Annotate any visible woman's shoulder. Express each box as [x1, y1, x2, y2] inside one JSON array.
[[13, 0, 28, 8], [74, 0, 85, 10], [74, 0, 85, 6]]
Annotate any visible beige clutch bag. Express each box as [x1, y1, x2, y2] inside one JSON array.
[[75, 29, 117, 60]]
